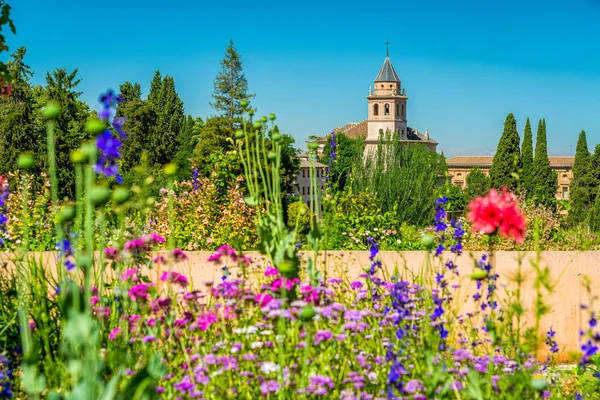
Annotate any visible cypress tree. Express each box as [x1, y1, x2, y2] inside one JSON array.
[[530, 119, 557, 206], [589, 186, 600, 233], [569, 130, 592, 225], [489, 113, 521, 190], [521, 117, 534, 197]]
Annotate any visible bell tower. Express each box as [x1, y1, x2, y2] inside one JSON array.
[[367, 44, 408, 140]]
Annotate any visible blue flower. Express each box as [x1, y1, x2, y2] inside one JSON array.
[[95, 90, 126, 182]]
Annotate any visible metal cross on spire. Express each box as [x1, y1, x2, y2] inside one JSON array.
[[385, 41, 390, 57]]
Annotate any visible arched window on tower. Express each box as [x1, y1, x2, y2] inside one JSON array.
[[385, 104, 390, 116], [396, 104, 399, 117], [402, 104, 405, 117], [374, 104, 379, 116]]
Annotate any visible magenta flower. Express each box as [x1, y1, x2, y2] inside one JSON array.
[[128, 283, 153, 301], [160, 271, 189, 288], [109, 327, 121, 340]]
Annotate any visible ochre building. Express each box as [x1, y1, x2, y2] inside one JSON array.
[[446, 156, 574, 200]]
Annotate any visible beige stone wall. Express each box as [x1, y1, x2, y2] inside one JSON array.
[[5, 250, 595, 361]]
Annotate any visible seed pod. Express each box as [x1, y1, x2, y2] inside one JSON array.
[[235, 130, 245, 139], [269, 113, 276, 121], [272, 134, 282, 142], [70, 149, 87, 164], [89, 186, 111, 206], [420, 234, 434, 248], [57, 206, 76, 224], [470, 269, 489, 281], [164, 163, 178, 177], [43, 102, 61, 120], [307, 142, 319, 150], [252, 121, 262, 129], [111, 187, 130, 204], [267, 151, 276, 161], [80, 143, 98, 160], [17, 154, 35, 170], [85, 118, 106, 135], [299, 305, 316, 321], [241, 100, 248, 108]]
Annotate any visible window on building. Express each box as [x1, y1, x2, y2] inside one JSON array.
[[302, 187, 305, 195], [402, 104, 405, 117], [390, 84, 393, 88], [563, 186, 569, 200], [385, 104, 390, 116], [302, 170, 305, 178], [374, 104, 379, 116], [316, 169, 320, 178], [563, 174, 568, 179], [457, 173, 462, 179], [396, 104, 399, 117]]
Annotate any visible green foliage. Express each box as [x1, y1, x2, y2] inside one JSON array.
[[435, 183, 467, 214], [44, 68, 91, 199], [350, 131, 446, 226], [286, 200, 311, 235], [589, 186, 600, 233], [210, 40, 254, 121], [0, 0, 16, 83], [490, 113, 521, 190], [465, 166, 490, 200], [530, 119, 557, 207], [521, 117, 534, 197], [570, 130, 592, 226], [173, 114, 200, 182], [320, 132, 365, 192], [322, 190, 423, 250], [193, 115, 235, 166], [118, 95, 159, 172], [0, 47, 47, 183]]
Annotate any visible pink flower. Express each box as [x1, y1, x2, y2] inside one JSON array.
[[90, 296, 100, 306], [467, 188, 526, 243], [207, 245, 237, 263], [160, 271, 189, 288], [264, 266, 279, 277], [109, 327, 121, 340], [120, 268, 139, 282], [172, 248, 188, 262], [128, 283, 153, 301], [255, 293, 274, 307], [104, 247, 119, 259], [196, 312, 217, 331]]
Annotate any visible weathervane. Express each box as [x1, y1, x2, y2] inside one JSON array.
[[385, 41, 390, 57]]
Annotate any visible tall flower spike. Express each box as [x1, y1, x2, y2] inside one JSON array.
[[95, 89, 126, 183]]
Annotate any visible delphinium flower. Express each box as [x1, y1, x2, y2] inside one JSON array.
[[325, 130, 337, 182], [433, 197, 448, 255], [192, 166, 200, 191], [467, 187, 526, 242], [450, 219, 464, 255], [56, 238, 75, 271], [0, 354, 14, 399], [94, 89, 126, 183], [0, 176, 8, 247], [545, 326, 559, 355]]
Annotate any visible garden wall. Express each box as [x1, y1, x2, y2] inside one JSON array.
[[2, 250, 598, 361]]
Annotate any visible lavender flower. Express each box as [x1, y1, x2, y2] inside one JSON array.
[[325, 130, 337, 180], [192, 167, 199, 190]]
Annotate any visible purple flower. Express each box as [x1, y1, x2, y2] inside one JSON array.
[[260, 380, 280, 395], [314, 330, 333, 345], [94, 89, 126, 182]]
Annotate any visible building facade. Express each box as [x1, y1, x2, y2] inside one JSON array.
[[446, 156, 574, 200], [319, 51, 437, 153], [291, 154, 326, 208]]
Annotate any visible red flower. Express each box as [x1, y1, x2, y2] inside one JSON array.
[[467, 188, 526, 243]]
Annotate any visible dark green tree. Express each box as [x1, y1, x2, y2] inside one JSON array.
[[210, 40, 254, 122], [147, 73, 184, 166], [521, 117, 534, 197], [118, 81, 142, 103], [489, 113, 521, 190], [588, 186, 600, 233], [44, 68, 90, 199], [194, 115, 234, 167], [569, 130, 592, 225], [435, 183, 468, 215], [173, 114, 201, 181], [119, 96, 158, 172], [465, 166, 490, 200], [0, 47, 45, 178], [321, 132, 365, 192], [530, 119, 557, 206]]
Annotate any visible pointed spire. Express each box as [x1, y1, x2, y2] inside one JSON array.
[[374, 57, 400, 82]]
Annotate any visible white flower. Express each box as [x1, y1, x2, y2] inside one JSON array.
[[261, 361, 280, 374], [251, 341, 263, 349], [260, 330, 273, 336], [233, 326, 258, 335]]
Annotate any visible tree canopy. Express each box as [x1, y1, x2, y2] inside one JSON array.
[[489, 113, 521, 190]]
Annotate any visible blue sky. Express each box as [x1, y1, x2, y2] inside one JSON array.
[[5, 0, 600, 156]]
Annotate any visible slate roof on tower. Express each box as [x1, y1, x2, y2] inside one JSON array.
[[374, 57, 401, 83]]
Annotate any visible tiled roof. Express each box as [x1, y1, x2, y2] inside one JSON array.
[[447, 156, 574, 167], [332, 120, 368, 139], [298, 154, 325, 168], [374, 57, 401, 82]]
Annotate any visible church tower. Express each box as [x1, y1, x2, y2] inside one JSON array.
[[366, 49, 407, 141]]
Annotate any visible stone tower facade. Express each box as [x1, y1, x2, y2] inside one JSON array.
[[366, 55, 408, 141]]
